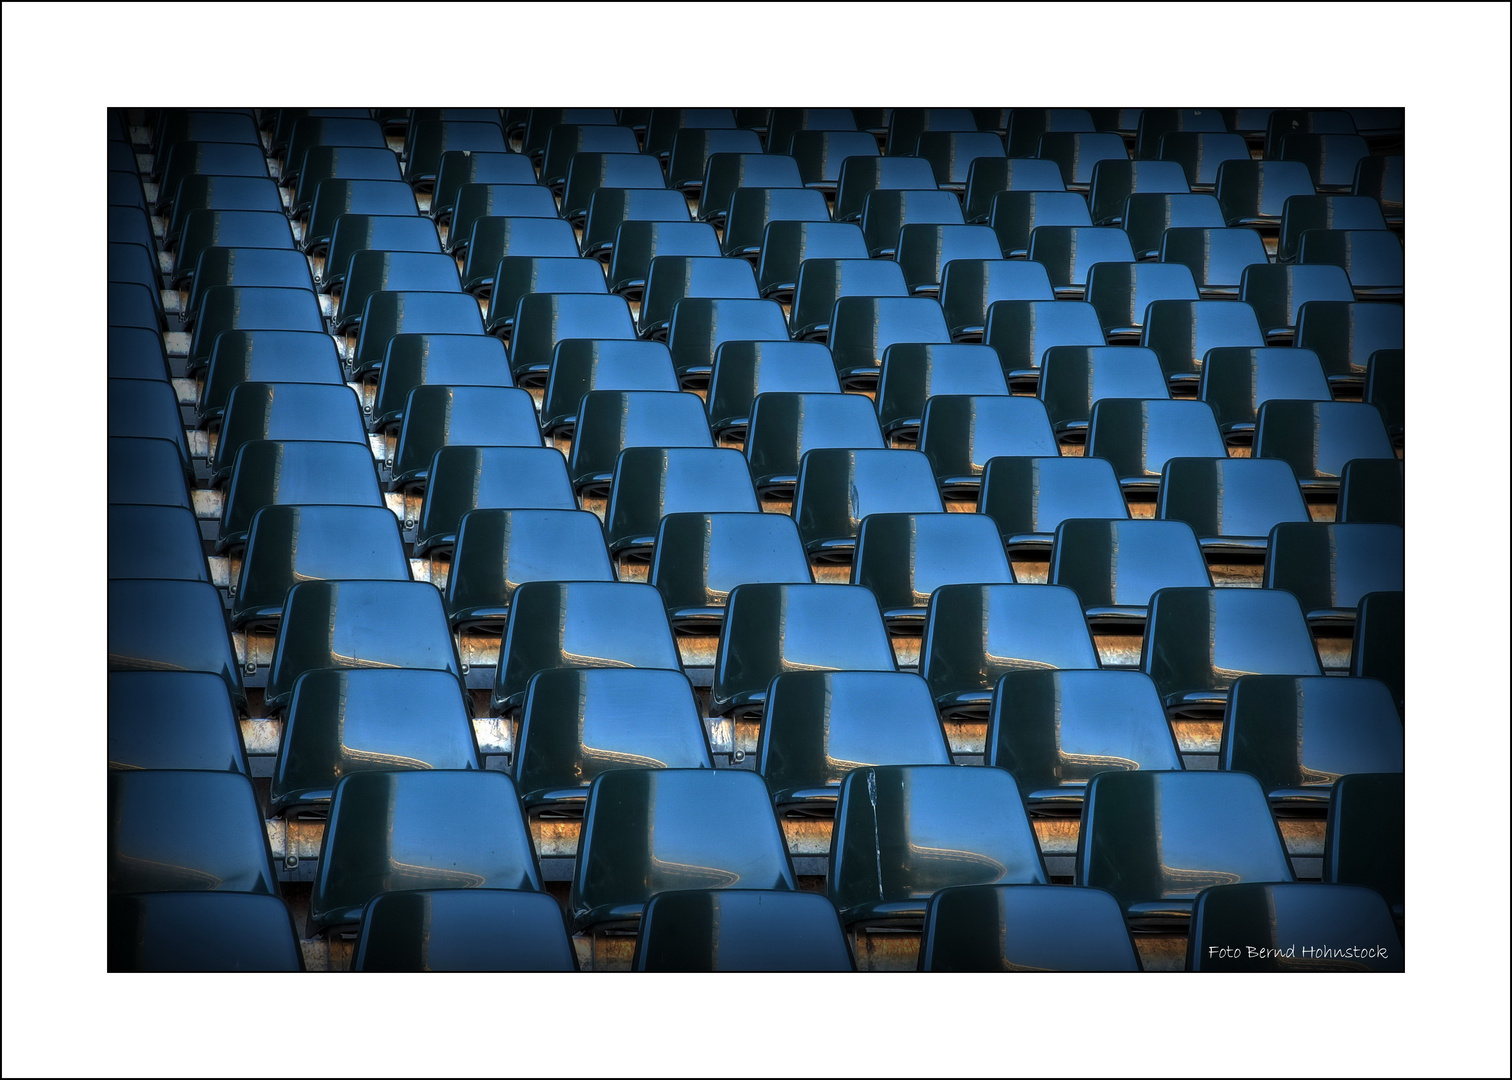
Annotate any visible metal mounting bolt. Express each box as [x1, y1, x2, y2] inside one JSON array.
[[284, 855, 299, 870], [731, 749, 746, 764]]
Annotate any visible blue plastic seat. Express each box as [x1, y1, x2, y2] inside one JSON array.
[[107, 378, 192, 476], [288, 146, 403, 221], [639, 255, 760, 340], [644, 108, 737, 158], [540, 338, 679, 436], [212, 382, 368, 485], [107, 504, 209, 584], [108, 326, 171, 382], [765, 108, 857, 155], [885, 107, 977, 157], [1337, 458, 1404, 526], [196, 329, 343, 430], [916, 130, 1008, 193], [743, 392, 885, 497], [632, 890, 853, 972], [1038, 345, 1171, 437], [827, 295, 951, 390], [700, 152, 805, 225], [460, 217, 580, 297], [605, 446, 760, 561], [370, 333, 513, 435], [172, 208, 299, 291], [1003, 108, 1097, 158], [829, 765, 1048, 928], [352, 890, 575, 972], [1157, 457, 1311, 555], [1364, 349, 1404, 442], [962, 157, 1067, 223], [566, 389, 713, 495], [1051, 518, 1211, 628], [788, 257, 909, 342], [187, 285, 324, 376], [1279, 132, 1370, 193], [153, 140, 271, 217], [281, 115, 386, 186], [983, 299, 1106, 388], [721, 187, 832, 260], [231, 504, 409, 631], [937, 260, 1055, 341], [558, 151, 665, 222], [753, 220, 870, 300], [108, 437, 192, 511], [430, 150, 539, 227], [921, 584, 1100, 720], [309, 771, 540, 936], [109, 771, 277, 896], [651, 512, 813, 633], [1036, 131, 1129, 191], [978, 456, 1129, 555], [790, 129, 890, 192], [793, 448, 945, 561], [108, 580, 246, 714], [710, 583, 897, 719], [1157, 131, 1252, 191], [265, 580, 463, 715], [854, 513, 1016, 629], [109, 892, 303, 973], [1140, 298, 1266, 387], [321, 214, 442, 294], [1187, 882, 1402, 972], [505, 292, 637, 386], [303, 178, 420, 256], [859, 188, 965, 258], [570, 769, 796, 934], [894, 223, 1004, 295], [1088, 159, 1191, 226], [414, 446, 576, 557], [1277, 194, 1388, 264], [919, 395, 1058, 497], [271, 668, 478, 817], [705, 340, 841, 439], [108, 671, 248, 775], [1324, 772, 1404, 918], [482, 255, 609, 340], [582, 188, 693, 263], [834, 155, 941, 223], [919, 885, 1141, 972], [876, 343, 1010, 440], [445, 183, 561, 259], [1134, 108, 1227, 161], [444, 508, 612, 633], [404, 118, 509, 191], [389, 385, 542, 494], [1299, 230, 1404, 301], [1293, 300, 1404, 385], [665, 127, 765, 193], [1077, 770, 1292, 929], [1157, 225, 1269, 298], [1086, 399, 1227, 490], [1264, 109, 1358, 161], [1254, 400, 1397, 491], [606, 220, 722, 297], [1214, 159, 1316, 233], [1264, 522, 1405, 624], [1238, 264, 1356, 343], [183, 247, 317, 333]]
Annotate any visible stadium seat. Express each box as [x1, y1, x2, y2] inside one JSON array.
[[1264, 522, 1405, 624], [153, 141, 271, 217], [834, 155, 940, 222], [107, 280, 162, 335], [390, 385, 543, 493], [1238, 263, 1356, 343], [916, 130, 1008, 192], [109, 579, 246, 714], [514, 668, 711, 812], [172, 210, 296, 291], [759, 671, 951, 810], [1353, 154, 1404, 226], [829, 765, 1048, 928], [1027, 225, 1135, 300], [484, 256, 608, 340], [271, 668, 479, 817], [919, 885, 1142, 972], [921, 584, 1100, 719], [919, 394, 1059, 497], [107, 671, 248, 775], [107, 504, 207, 583], [183, 247, 317, 333], [1077, 770, 1292, 929], [985, 190, 1092, 260], [854, 513, 1015, 628], [606, 220, 721, 297], [664, 127, 764, 192], [605, 447, 761, 560], [539, 125, 641, 191], [107, 378, 192, 475], [108, 437, 193, 510], [352, 890, 576, 972], [558, 150, 666, 226], [110, 207, 158, 265], [505, 292, 636, 386], [1254, 400, 1398, 490], [566, 390, 714, 495], [153, 111, 261, 181], [1364, 349, 1404, 442], [1221, 675, 1403, 809], [1083, 261, 1200, 343], [1157, 131, 1252, 191], [1187, 882, 1402, 972], [492, 581, 683, 715], [289, 146, 403, 222], [1156, 457, 1311, 554], [1277, 194, 1388, 264], [1088, 159, 1191, 226], [447, 183, 560, 258], [1037, 131, 1129, 191], [1141, 299, 1266, 387], [196, 329, 343, 429], [792, 448, 944, 560], [108, 326, 171, 382], [754, 220, 870, 300], [743, 392, 885, 497], [1141, 587, 1322, 714], [369, 333, 512, 435], [1263, 109, 1358, 160], [444, 508, 612, 632], [859, 188, 965, 258], [1279, 133, 1371, 193], [272, 110, 378, 157], [582, 187, 693, 262], [632, 890, 853, 972], [1323, 772, 1404, 918], [765, 108, 857, 155], [1050, 518, 1211, 627], [894, 223, 1003, 295], [1037, 345, 1171, 437], [937, 259, 1056, 340], [788, 257, 909, 342], [1217, 109, 1272, 146], [978, 455, 1129, 556], [519, 109, 616, 159], [281, 116, 386, 187], [108, 892, 303, 973], [710, 583, 897, 719], [988, 669, 1181, 810], [876, 342, 1010, 440], [827, 295, 951, 389], [651, 512, 813, 633], [413, 446, 576, 557], [212, 382, 368, 485], [540, 338, 679, 436], [644, 108, 737, 159], [1337, 458, 1404, 526], [460, 217, 581, 297], [1134, 108, 1227, 161], [308, 771, 540, 936], [885, 107, 977, 157], [639, 256, 760, 340], [430, 150, 538, 227], [699, 152, 805, 225], [1157, 225, 1270, 299], [1199, 347, 1333, 444], [1086, 399, 1227, 489], [722, 187, 832, 260], [1214, 159, 1317, 233], [264, 580, 463, 714], [404, 119, 509, 191], [321, 214, 442, 294], [962, 157, 1068, 223], [1293, 300, 1404, 385], [186, 285, 325, 378], [108, 770, 276, 895], [570, 770, 796, 934], [1003, 108, 1096, 158], [165, 173, 285, 253], [231, 505, 409, 631], [304, 178, 420, 257], [1298, 230, 1404, 301]]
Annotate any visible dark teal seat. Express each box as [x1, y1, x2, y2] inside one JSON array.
[[705, 340, 841, 439], [876, 343, 1010, 440], [1198, 347, 1332, 442], [1324, 772, 1404, 918], [632, 891, 853, 972], [1156, 457, 1310, 555], [743, 392, 885, 497], [445, 508, 613, 633], [664, 296, 791, 388], [1038, 345, 1170, 436], [1187, 883, 1402, 972], [352, 890, 575, 972], [605, 447, 759, 560], [1254, 400, 1397, 491], [1086, 399, 1227, 491], [1050, 518, 1210, 627], [107, 672, 248, 775], [650, 512, 813, 633], [413, 446, 576, 557], [919, 885, 1141, 972], [540, 338, 679, 436], [370, 333, 513, 435], [350, 290, 486, 383], [109, 893, 303, 972], [978, 456, 1129, 555], [108, 580, 246, 715], [389, 385, 542, 494], [107, 505, 209, 583], [986, 191, 1094, 259], [792, 447, 944, 561], [566, 389, 713, 496], [919, 395, 1058, 497], [212, 382, 368, 485], [853, 513, 1015, 629]]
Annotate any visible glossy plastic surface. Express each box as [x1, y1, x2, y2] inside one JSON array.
[[854, 513, 1014, 621], [1086, 399, 1227, 486], [107, 672, 248, 774], [108, 504, 209, 583], [1141, 299, 1265, 384], [1051, 518, 1209, 618], [650, 512, 813, 630], [705, 340, 841, 437], [445, 508, 612, 631], [508, 292, 636, 384], [753, 220, 869, 298], [567, 390, 713, 493], [793, 448, 944, 557], [722, 187, 831, 258], [789, 257, 909, 341], [1198, 347, 1332, 438], [323, 215, 442, 294], [1254, 400, 1397, 486], [664, 297, 790, 387], [350, 290, 485, 380], [213, 382, 367, 484], [1187, 883, 1402, 972], [877, 343, 1010, 436], [744, 392, 885, 494], [107, 437, 192, 510], [920, 395, 1059, 494], [460, 217, 580, 296], [108, 579, 246, 714], [938, 260, 1055, 339], [1324, 772, 1404, 916], [1038, 345, 1170, 433], [633, 890, 853, 972], [859, 188, 965, 258], [1088, 159, 1191, 225], [219, 440, 384, 554], [919, 885, 1141, 972], [413, 446, 576, 556], [639, 255, 760, 338], [983, 299, 1106, 382], [1338, 459, 1404, 526], [352, 889, 575, 972], [978, 456, 1129, 548], [605, 447, 759, 556], [109, 892, 303, 972], [1157, 457, 1310, 549]]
